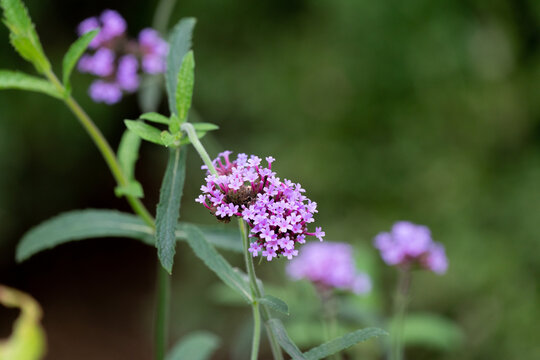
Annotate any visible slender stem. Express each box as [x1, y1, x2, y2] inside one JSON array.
[[318, 289, 342, 360], [181, 122, 218, 176], [239, 219, 284, 360], [390, 268, 411, 360], [155, 265, 171, 360], [250, 301, 262, 360], [152, 0, 178, 34]]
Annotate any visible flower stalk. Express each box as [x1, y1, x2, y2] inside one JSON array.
[[390, 267, 411, 360]]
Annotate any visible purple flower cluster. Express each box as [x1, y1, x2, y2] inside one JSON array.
[[374, 221, 448, 274], [196, 151, 325, 261], [286, 242, 372, 295], [76, 10, 168, 104]]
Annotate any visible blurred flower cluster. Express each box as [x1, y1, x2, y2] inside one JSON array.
[[374, 221, 448, 274], [287, 242, 372, 295], [197, 151, 325, 261], [77, 10, 168, 104]]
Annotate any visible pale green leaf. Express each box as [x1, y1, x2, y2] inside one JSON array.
[[304, 328, 387, 360], [116, 129, 143, 198], [114, 181, 143, 198], [175, 50, 194, 123], [166, 331, 220, 360], [0, 70, 61, 99], [140, 112, 170, 125], [124, 120, 164, 145], [267, 319, 307, 360], [192, 122, 219, 132], [259, 295, 289, 316], [0, 285, 46, 360], [160, 131, 177, 147], [62, 30, 98, 92], [155, 147, 187, 273], [166, 17, 196, 116], [183, 224, 252, 303]]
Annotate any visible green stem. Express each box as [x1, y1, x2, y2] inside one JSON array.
[[319, 289, 342, 360], [390, 268, 411, 360], [155, 264, 171, 360], [152, 0, 178, 34], [181, 122, 218, 176], [250, 301, 262, 360], [239, 219, 284, 360]]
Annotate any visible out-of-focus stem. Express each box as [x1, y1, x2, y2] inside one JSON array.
[[152, 0, 178, 34], [390, 268, 411, 360]]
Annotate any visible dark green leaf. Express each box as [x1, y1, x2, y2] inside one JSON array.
[[166, 17, 196, 116], [267, 319, 307, 360], [166, 331, 220, 360], [303, 328, 387, 360], [183, 224, 252, 303], [124, 119, 164, 145], [140, 112, 170, 125], [155, 147, 187, 273], [62, 30, 98, 92], [116, 129, 143, 198], [0, 70, 61, 98], [259, 295, 289, 316], [175, 50, 194, 122]]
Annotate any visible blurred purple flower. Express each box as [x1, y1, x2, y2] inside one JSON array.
[[373, 221, 448, 274], [139, 28, 168, 74], [116, 55, 139, 92], [197, 151, 324, 261], [286, 242, 371, 295], [77, 48, 115, 77], [89, 80, 122, 104]]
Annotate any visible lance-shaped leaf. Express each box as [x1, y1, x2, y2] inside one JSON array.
[[0, 285, 46, 360], [166, 17, 196, 116], [267, 319, 307, 360], [15, 209, 242, 263], [166, 331, 220, 360], [115, 129, 144, 198], [259, 295, 289, 316], [0, 0, 50, 73], [140, 112, 170, 125], [183, 224, 252, 303], [124, 120, 164, 145], [0, 70, 61, 99], [174, 50, 194, 124], [62, 30, 98, 94], [155, 147, 187, 273], [303, 328, 387, 360]]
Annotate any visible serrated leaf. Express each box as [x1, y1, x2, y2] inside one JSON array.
[[124, 120, 164, 145], [0, 0, 50, 73], [116, 129, 143, 198], [0, 70, 61, 99], [62, 30, 98, 93], [267, 319, 307, 360], [259, 295, 289, 316], [166, 17, 196, 116], [0, 285, 46, 360], [183, 224, 252, 303], [304, 328, 387, 360], [155, 147, 187, 273], [166, 331, 220, 360], [192, 122, 219, 132], [175, 50, 194, 123], [15, 209, 242, 263], [140, 112, 170, 125]]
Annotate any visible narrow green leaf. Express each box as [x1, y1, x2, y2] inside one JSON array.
[[267, 319, 307, 360], [124, 120, 164, 145], [400, 313, 464, 350], [178, 224, 242, 252], [178, 130, 210, 146], [155, 147, 187, 273], [140, 112, 170, 125], [303, 328, 387, 360], [259, 295, 289, 316], [175, 50, 194, 122], [192, 122, 219, 132], [166, 331, 220, 360], [62, 29, 98, 92], [0, 0, 50, 73], [114, 181, 143, 198], [116, 129, 144, 198], [183, 224, 252, 303], [166, 17, 196, 116], [0, 70, 61, 99]]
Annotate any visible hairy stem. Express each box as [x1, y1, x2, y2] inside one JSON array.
[[181, 122, 218, 176], [155, 264, 171, 360], [390, 268, 411, 360]]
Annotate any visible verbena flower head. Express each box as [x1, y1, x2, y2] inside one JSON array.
[[197, 151, 325, 261], [373, 221, 448, 274], [286, 242, 372, 295], [76, 10, 168, 104]]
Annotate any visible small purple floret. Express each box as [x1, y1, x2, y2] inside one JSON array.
[[89, 80, 122, 104]]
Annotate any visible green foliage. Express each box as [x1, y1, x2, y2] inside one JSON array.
[[0, 285, 46, 360], [166, 331, 220, 360], [155, 147, 187, 273], [166, 17, 196, 116], [0, 0, 50, 73], [15, 209, 242, 262], [140, 112, 170, 125], [183, 224, 252, 303], [124, 120, 165, 145], [267, 319, 307, 360], [175, 51, 195, 123], [192, 122, 219, 132], [303, 328, 387, 360], [61, 30, 98, 95], [259, 295, 289, 316], [0, 70, 61, 98], [115, 129, 144, 198], [400, 313, 464, 351]]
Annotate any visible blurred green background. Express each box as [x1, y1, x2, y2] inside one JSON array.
[[0, 0, 539, 359]]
